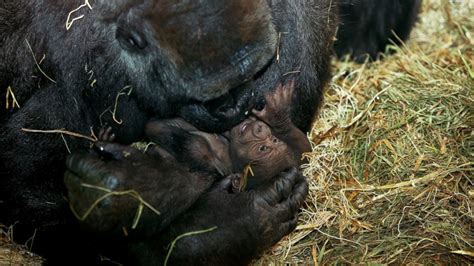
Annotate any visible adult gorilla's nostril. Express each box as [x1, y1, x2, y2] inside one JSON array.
[[116, 27, 148, 50]]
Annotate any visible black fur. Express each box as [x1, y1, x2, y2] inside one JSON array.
[[0, 0, 420, 264], [335, 0, 422, 62], [64, 142, 308, 265]]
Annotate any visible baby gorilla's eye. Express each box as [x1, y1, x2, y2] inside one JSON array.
[[272, 138, 279, 144], [259, 145, 268, 152]]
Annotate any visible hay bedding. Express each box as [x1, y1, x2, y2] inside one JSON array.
[[0, 226, 43, 265], [256, 1, 473, 264], [1, 0, 473, 264]]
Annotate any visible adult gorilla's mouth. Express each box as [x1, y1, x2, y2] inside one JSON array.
[[179, 57, 273, 132], [146, 0, 278, 132]]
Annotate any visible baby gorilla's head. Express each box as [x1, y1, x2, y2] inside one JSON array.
[[229, 116, 297, 189]]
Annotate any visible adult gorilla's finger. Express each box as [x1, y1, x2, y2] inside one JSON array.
[[213, 175, 234, 192], [64, 170, 81, 192], [146, 145, 176, 162], [282, 215, 298, 235], [275, 168, 301, 199], [267, 214, 299, 244], [257, 167, 299, 206], [272, 171, 308, 221], [283, 173, 308, 214], [63, 169, 108, 217], [66, 151, 108, 183]]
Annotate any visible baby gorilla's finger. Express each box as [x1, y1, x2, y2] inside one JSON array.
[[287, 80, 295, 93], [98, 127, 106, 140], [273, 173, 295, 200], [97, 126, 115, 142], [103, 127, 115, 142], [264, 88, 279, 107], [281, 81, 295, 103], [251, 108, 268, 122]]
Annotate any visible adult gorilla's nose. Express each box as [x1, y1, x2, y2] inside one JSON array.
[[150, 0, 277, 101]]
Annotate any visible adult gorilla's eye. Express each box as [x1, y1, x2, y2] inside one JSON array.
[[116, 27, 148, 51], [128, 37, 137, 47]]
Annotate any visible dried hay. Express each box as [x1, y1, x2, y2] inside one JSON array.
[[255, 1, 473, 264], [1, 0, 472, 265], [0, 226, 43, 265]]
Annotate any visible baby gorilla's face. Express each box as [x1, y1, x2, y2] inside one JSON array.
[[229, 117, 295, 181]]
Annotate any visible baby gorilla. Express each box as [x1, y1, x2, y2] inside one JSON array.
[[143, 81, 311, 191]]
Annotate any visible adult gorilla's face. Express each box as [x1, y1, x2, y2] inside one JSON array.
[[148, 0, 277, 102], [100, 0, 277, 124]]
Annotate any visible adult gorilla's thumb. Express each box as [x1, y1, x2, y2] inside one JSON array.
[[213, 175, 234, 192], [65, 151, 107, 183]]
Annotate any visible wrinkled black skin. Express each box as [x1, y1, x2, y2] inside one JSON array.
[[335, 0, 422, 62], [0, 0, 420, 264]]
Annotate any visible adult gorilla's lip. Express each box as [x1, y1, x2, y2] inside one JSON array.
[[193, 54, 273, 117], [178, 52, 275, 132]]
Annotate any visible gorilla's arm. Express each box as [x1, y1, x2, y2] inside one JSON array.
[[64, 142, 216, 239], [65, 145, 308, 264], [145, 118, 232, 176]]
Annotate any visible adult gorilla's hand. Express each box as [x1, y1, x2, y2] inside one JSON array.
[[64, 142, 215, 238], [132, 168, 308, 265]]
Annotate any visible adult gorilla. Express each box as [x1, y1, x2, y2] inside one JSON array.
[[0, 0, 420, 264]]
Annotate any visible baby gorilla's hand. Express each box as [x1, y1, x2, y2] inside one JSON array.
[[252, 80, 295, 129], [97, 126, 116, 142]]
